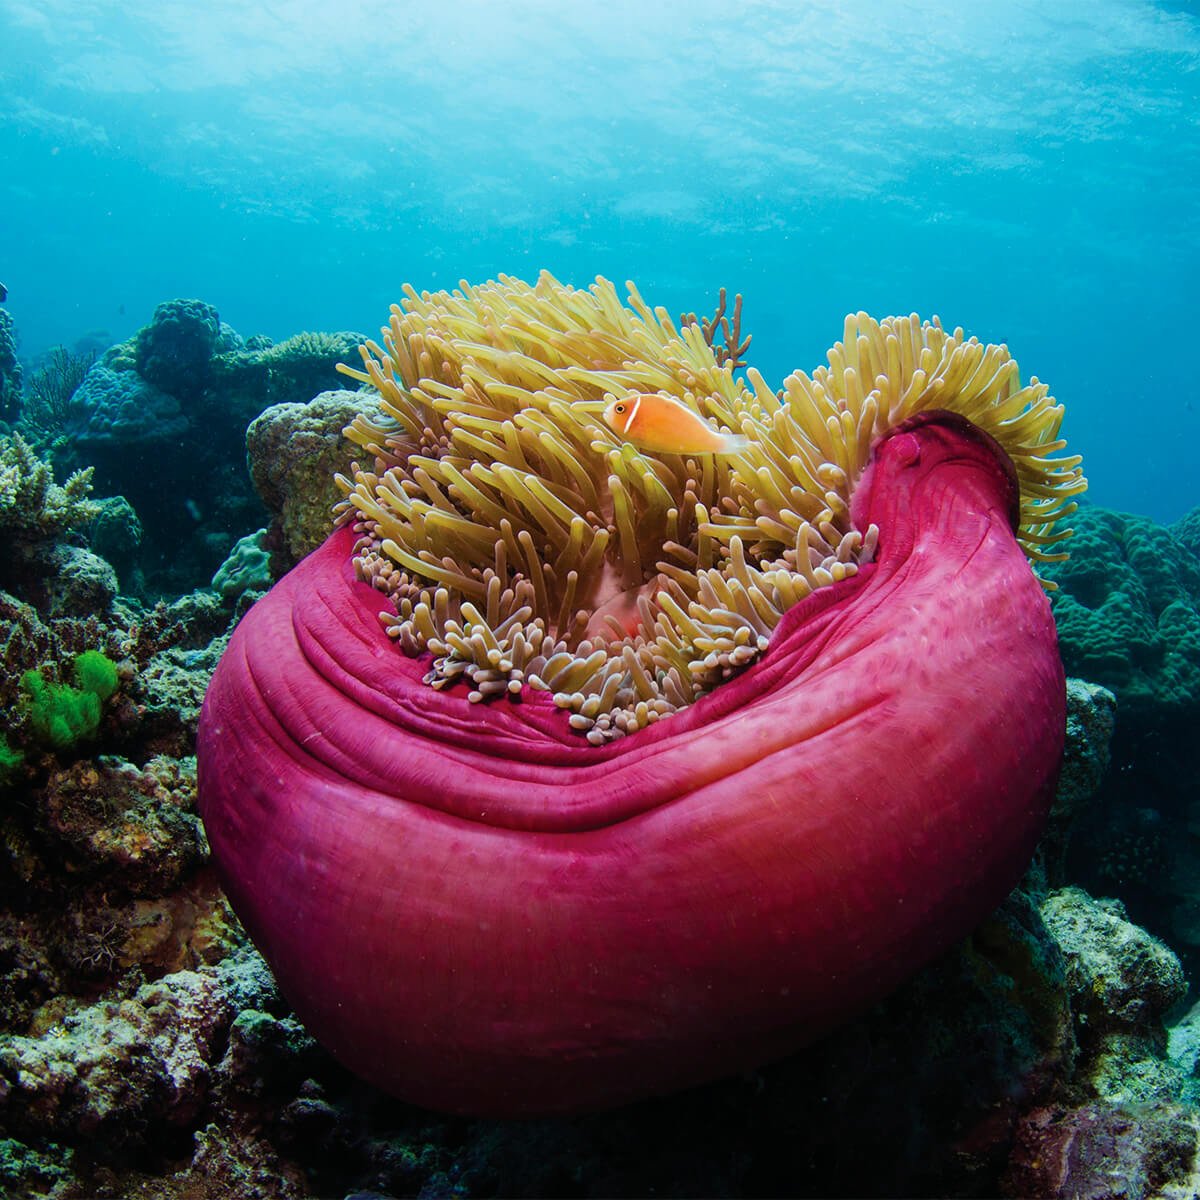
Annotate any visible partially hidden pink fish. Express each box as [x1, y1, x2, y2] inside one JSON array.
[[602, 393, 749, 455]]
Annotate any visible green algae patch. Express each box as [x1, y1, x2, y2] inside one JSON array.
[[0, 734, 23, 786], [20, 651, 121, 750]]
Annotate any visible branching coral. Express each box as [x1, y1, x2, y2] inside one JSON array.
[[0, 433, 99, 541], [336, 272, 1086, 744]]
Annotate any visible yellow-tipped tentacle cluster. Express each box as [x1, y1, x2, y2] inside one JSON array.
[[336, 272, 1085, 743]]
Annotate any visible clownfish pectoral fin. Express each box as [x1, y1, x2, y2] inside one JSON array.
[[716, 434, 751, 455]]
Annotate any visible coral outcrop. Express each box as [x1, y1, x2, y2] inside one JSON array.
[[2, 282, 1198, 1196], [48, 305, 365, 594], [134, 299, 222, 401], [246, 389, 378, 568], [0, 308, 23, 426], [1045, 506, 1200, 723], [211, 530, 272, 601], [0, 433, 98, 548]]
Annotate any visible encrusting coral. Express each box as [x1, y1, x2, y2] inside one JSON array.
[[336, 271, 1086, 743]]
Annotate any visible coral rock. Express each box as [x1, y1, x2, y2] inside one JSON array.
[[1041, 887, 1187, 1030], [1046, 507, 1200, 721], [133, 298, 221, 401], [246, 389, 375, 566]]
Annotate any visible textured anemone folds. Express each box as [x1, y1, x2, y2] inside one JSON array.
[[335, 272, 1085, 742], [198, 273, 1086, 1115]]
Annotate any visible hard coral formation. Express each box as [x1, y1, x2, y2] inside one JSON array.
[[0, 432, 98, 547], [260, 331, 367, 404], [55, 304, 368, 595], [38, 755, 206, 897], [247, 389, 378, 566], [1042, 887, 1187, 1032], [0, 308, 22, 425], [1003, 887, 1200, 1200], [1005, 1101, 1199, 1200], [0, 960, 244, 1154], [1173, 505, 1200, 559], [211, 529, 273, 601], [69, 361, 188, 452], [134, 298, 221, 400], [1056, 679, 1117, 815], [1044, 506, 1200, 721], [87, 494, 143, 588]]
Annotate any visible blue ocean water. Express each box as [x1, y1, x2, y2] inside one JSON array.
[[1, 0, 1196, 521]]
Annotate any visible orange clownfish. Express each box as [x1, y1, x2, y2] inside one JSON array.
[[601, 393, 749, 455]]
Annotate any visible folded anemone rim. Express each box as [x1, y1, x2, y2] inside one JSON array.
[[332, 272, 1086, 743]]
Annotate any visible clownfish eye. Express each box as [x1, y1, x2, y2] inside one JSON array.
[[614, 403, 626, 413]]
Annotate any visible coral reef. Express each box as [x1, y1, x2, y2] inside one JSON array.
[[1043, 504, 1200, 983], [0, 308, 24, 426], [1042, 887, 1186, 1035], [1045, 506, 1200, 723], [86, 495, 143, 590], [1173, 505, 1200, 558], [246, 388, 379, 568], [0, 434, 117, 624], [134, 299, 221, 401], [258, 331, 368, 406], [0, 433, 98, 548], [68, 362, 188, 454], [45, 304, 365, 595], [1004, 888, 1199, 1199], [211, 529, 273, 601], [16, 346, 96, 463], [1040, 679, 1117, 885], [2, 283, 1199, 1195]]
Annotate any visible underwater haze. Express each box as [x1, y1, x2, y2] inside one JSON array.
[[1, 0, 1197, 521]]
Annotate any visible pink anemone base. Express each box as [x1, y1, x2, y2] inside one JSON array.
[[197, 413, 1064, 1116]]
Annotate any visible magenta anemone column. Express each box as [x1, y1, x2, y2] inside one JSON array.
[[197, 412, 1064, 1116]]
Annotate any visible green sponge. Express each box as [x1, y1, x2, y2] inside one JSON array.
[[20, 651, 121, 750]]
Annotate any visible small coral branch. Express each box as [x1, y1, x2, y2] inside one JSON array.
[[680, 288, 752, 371], [0, 432, 98, 540]]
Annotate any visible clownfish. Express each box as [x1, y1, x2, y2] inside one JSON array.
[[602, 393, 749, 455]]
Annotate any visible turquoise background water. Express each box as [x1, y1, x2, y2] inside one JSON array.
[[1, 0, 1196, 520]]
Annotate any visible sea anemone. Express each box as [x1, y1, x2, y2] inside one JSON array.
[[197, 273, 1085, 1116], [334, 273, 1079, 742]]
